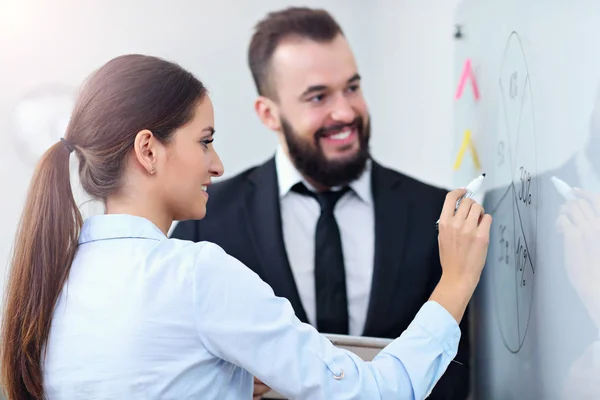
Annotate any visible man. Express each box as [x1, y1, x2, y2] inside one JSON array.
[[171, 7, 470, 399]]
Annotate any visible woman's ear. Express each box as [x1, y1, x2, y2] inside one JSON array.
[[133, 129, 158, 175]]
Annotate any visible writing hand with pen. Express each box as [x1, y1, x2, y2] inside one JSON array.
[[548, 177, 600, 398], [555, 187, 600, 399], [555, 186, 600, 329]]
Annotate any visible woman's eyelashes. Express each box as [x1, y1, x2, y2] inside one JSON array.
[[200, 138, 214, 149]]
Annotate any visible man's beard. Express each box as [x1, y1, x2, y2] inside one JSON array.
[[281, 115, 371, 188]]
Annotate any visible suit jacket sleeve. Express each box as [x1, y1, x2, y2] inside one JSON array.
[[171, 220, 200, 242]]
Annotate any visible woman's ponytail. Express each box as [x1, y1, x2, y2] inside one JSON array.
[[1, 140, 82, 400]]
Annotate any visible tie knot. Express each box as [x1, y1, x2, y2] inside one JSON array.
[[291, 183, 350, 212]]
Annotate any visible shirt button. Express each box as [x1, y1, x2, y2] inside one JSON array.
[[333, 369, 344, 380]]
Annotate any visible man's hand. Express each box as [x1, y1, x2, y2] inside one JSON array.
[[556, 189, 600, 328], [253, 377, 271, 400]]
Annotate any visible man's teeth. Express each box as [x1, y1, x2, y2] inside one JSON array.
[[201, 185, 207, 191], [328, 128, 352, 140]]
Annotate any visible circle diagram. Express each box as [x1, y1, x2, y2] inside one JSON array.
[[486, 32, 538, 353]]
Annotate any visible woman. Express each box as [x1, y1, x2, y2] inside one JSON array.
[[1, 54, 491, 400]]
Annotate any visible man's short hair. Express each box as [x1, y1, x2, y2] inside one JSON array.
[[248, 7, 344, 99]]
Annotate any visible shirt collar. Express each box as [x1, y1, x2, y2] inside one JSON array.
[[275, 145, 373, 205], [78, 214, 167, 244]]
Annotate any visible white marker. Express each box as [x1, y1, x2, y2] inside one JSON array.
[[550, 176, 576, 201], [436, 173, 486, 231]]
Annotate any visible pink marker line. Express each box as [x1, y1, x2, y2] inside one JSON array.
[[455, 59, 480, 100]]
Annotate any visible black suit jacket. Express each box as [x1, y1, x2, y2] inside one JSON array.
[[172, 157, 470, 399]]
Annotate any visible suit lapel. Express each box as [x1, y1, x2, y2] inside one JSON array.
[[244, 158, 308, 323], [363, 162, 409, 336]]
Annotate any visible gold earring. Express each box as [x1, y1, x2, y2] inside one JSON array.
[[150, 167, 156, 175]]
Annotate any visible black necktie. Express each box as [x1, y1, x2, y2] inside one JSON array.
[[291, 182, 350, 334]]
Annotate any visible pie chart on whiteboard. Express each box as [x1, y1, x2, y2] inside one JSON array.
[[486, 31, 538, 354]]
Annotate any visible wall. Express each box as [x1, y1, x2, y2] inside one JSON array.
[[368, 0, 462, 188], [0, 0, 460, 293]]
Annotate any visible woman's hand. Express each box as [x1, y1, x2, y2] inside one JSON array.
[[430, 189, 492, 322]]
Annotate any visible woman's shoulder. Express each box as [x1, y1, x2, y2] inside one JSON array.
[[164, 237, 225, 258], [164, 237, 263, 288], [161, 238, 246, 275]]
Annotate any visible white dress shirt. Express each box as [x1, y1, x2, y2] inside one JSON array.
[[276, 147, 374, 336], [42, 213, 461, 399]]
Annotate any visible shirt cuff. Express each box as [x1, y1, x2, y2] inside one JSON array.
[[411, 301, 461, 358]]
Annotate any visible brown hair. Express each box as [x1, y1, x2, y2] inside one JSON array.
[[248, 7, 344, 98], [1, 54, 207, 400]]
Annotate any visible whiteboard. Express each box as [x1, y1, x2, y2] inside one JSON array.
[[453, 1, 600, 398]]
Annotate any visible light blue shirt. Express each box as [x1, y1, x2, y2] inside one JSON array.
[[43, 214, 461, 399]]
